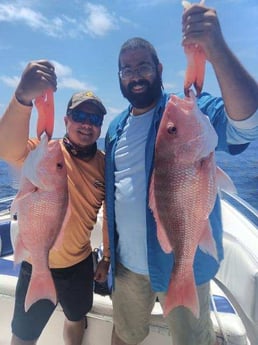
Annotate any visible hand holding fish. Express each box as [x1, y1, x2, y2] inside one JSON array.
[[15, 60, 57, 140], [182, 1, 226, 96], [15, 60, 57, 106], [182, 1, 225, 61]]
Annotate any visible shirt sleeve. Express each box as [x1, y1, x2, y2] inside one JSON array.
[[198, 92, 258, 153], [226, 108, 258, 144]]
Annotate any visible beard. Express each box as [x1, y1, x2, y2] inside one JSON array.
[[119, 74, 162, 109]]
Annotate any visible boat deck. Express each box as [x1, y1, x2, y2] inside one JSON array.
[[1, 193, 257, 344]]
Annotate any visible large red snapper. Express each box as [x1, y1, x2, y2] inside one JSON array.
[[149, 91, 223, 318], [11, 134, 69, 312]]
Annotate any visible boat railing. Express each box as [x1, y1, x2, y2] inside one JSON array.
[[0, 196, 15, 204], [220, 190, 258, 228], [0, 196, 15, 214]]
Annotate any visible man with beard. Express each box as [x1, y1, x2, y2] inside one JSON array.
[[105, 4, 258, 345]]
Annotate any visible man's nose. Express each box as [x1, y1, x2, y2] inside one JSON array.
[[81, 120, 93, 126], [131, 69, 142, 80]]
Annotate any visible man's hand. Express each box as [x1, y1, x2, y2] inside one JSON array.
[[15, 60, 57, 106], [182, 3, 226, 63]]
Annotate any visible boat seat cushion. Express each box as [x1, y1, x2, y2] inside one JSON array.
[[0, 258, 20, 277]]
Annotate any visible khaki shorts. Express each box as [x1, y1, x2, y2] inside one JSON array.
[[112, 263, 216, 345]]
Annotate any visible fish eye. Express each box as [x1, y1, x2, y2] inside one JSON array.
[[57, 163, 63, 169], [167, 125, 177, 135]]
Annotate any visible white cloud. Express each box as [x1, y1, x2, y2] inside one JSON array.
[[58, 77, 96, 91], [50, 60, 97, 90], [163, 82, 177, 91], [0, 60, 96, 92], [0, 4, 64, 37], [134, 0, 177, 7], [0, 76, 20, 88], [0, 3, 119, 39], [83, 3, 118, 37], [51, 61, 73, 78], [107, 106, 124, 116]]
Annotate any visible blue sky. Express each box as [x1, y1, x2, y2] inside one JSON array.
[[0, 0, 257, 138]]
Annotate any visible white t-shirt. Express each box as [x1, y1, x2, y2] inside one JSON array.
[[114, 108, 155, 274]]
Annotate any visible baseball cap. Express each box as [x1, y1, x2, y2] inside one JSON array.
[[66, 91, 106, 115]]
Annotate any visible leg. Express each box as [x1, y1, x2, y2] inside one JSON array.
[[158, 281, 216, 345], [11, 334, 37, 345], [63, 317, 87, 345], [11, 262, 56, 344], [111, 263, 157, 345], [54, 256, 94, 345], [111, 326, 131, 345]]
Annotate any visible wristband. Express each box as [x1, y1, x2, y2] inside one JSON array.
[[103, 256, 111, 263]]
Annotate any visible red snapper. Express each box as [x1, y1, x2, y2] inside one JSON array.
[[149, 91, 232, 318], [11, 134, 69, 312]]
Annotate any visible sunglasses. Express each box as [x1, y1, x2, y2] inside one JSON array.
[[68, 110, 103, 127]]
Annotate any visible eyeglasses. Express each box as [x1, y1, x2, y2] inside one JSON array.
[[119, 64, 155, 80], [68, 110, 103, 127]]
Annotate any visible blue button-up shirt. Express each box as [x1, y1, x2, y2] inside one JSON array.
[[105, 91, 258, 291]]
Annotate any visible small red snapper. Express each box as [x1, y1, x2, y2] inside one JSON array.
[[149, 91, 234, 318], [11, 134, 69, 312]]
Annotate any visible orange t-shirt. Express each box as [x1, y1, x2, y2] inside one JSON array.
[[0, 96, 109, 268]]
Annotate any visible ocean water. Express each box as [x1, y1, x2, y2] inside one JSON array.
[[0, 139, 257, 211], [216, 140, 258, 211]]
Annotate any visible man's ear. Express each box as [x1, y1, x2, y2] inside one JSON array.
[[158, 63, 163, 76], [64, 116, 68, 126]]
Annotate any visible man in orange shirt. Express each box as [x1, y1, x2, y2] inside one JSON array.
[[0, 60, 110, 345]]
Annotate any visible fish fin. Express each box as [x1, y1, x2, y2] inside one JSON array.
[[149, 174, 173, 253], [14, 234, 30, 263], [11, 179, 36, 211], [25, 270, 57, 312], [164, 270, 200, 318], [22, 135, 48, 189], [216, 166, 237, 194], [198, 221, 218, 262], [10, 180, 36, 229]]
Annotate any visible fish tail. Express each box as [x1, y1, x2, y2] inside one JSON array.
[[25, 269, 57, 312], [163, 271, 200, 318], [183, 44, 196, 96], [194, 47, 206, 96], [183, 44, 206, 96], [35, 89, 54, 140]]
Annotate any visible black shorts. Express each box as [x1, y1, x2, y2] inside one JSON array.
[[11, 254, 94, 341]]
